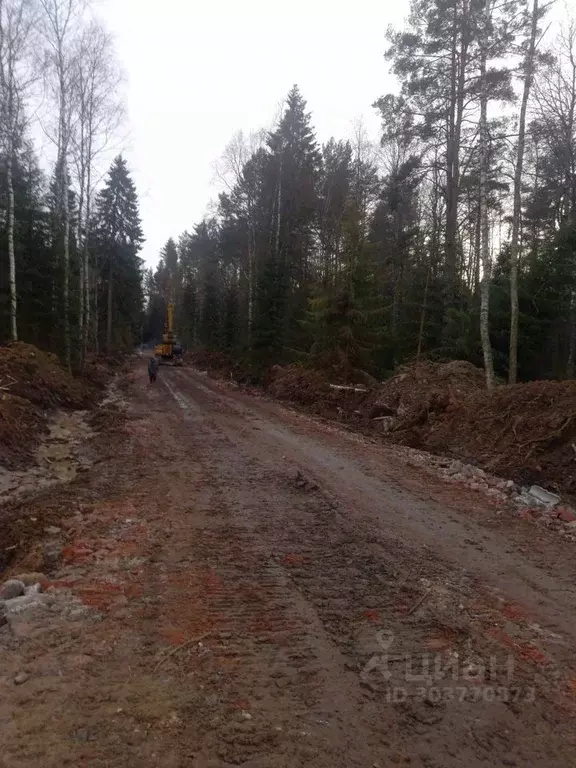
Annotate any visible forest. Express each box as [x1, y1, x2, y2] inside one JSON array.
[[144, 0, 576, 387], [0, 0, 143, 369], [1, 0, 576, 388]]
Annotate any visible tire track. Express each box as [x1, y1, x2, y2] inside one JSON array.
[[157, 365, 576, 767]]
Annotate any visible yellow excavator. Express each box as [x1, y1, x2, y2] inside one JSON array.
[[154, 301, 184, 365]]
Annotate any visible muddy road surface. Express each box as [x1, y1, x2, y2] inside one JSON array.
[[3, 362, 576, 767]]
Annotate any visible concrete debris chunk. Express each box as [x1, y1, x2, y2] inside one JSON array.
[[0, 579, 26, 600], [529, 485, 561, 507], [4, 593, 48, 615], [515, 490, 543, 508]]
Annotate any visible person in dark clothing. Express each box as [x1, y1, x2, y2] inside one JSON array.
[[148, 356, 158, 383]]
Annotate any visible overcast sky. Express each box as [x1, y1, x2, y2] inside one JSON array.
[[94, 0, 409, 267]]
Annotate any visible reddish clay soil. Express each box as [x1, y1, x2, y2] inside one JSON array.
[[2, 361, 576, 767]]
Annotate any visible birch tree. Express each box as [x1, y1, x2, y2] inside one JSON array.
[[478, 0, 496, 388], [0, 0, 38, 341], [71, 19, 122, 361], [39, 0, 83, 368]]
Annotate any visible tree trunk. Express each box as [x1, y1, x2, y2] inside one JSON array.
[[474, 203, 481, 293], [2, 25, 18, 344], [568, 32, 576, 217], [509, 0, 539, 384], [567, 290, 576, 378], [106, 257, 113, 352], [445, 7, 458, 298], [62, 158, 71, 370], [479, 0, 495, 389], [444, 0, 468, 305], [78, 246, 84, 354], [55, 30, 72, 370], [416, 262, 430, 362], [391, 203, 403, 367], [77, 152, 85, 355], [7, 147, 17, 342], [83, 242, 90, 357], [275, 154, 282, 261], [93, 261, 99, 355], [248, 235, 254, 348], [82, 157, 92, 363], [247, 190, 255, 349]]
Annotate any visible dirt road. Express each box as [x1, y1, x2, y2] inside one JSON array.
[[3, 362, 576, 767]]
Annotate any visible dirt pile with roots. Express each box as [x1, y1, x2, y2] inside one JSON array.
[[267, 359, 576, 500], [267, 365, 331, 405], [422, 380, 576, 498], [362, 360, 486, 426], [0, 342, 97, 409], [267, 364, 371, 416], [361, 362, 576, 499], [0, 343, 105, 469]]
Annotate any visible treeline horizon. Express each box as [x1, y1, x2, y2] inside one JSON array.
[[144, 0, 576, 385], [2, 0, 575, 387]]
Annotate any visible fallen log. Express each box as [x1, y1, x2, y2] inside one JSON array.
[[329, 384, 368, 393]]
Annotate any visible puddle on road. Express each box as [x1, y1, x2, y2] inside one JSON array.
[[0, 410, 94, 503]]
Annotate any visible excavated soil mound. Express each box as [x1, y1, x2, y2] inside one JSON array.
[[0, 343, 96, 409], [422, 380, 576, 498], [83, 361, 114, 390], [268, 365, 331, 406], [362, 360, 486, 428], [362, 361, 576, 497], [0, 394, 46, 469], [0, 343, 99, 470], [267, 364, 370, 417], [267, 359, 576, 500]]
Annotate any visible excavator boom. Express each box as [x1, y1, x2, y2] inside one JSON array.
[[167, 302, 174, 334], [154, 300, 183, 364]]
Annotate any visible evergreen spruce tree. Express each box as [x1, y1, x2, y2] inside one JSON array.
[[185, 219, 221, 350], [252, 86, 321, 365], [91, 156, 144, 351], [0, 146, 53, 348]]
